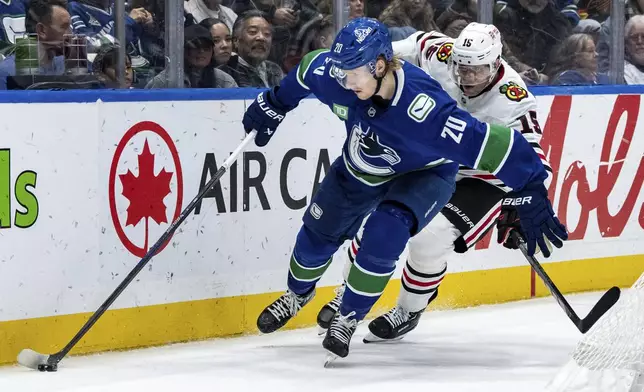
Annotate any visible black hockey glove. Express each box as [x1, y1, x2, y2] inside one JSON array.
[[496, 204, 523, 250], [243, 87, 289, 147]]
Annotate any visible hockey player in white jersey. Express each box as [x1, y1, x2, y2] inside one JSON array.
[[316, 22, 554, 342]]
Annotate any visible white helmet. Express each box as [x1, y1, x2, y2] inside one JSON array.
[[449, 22, 503, 87]]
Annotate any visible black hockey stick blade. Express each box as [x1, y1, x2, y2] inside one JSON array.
[[577, 285, 621, 333], [17, 130, 257, 372], [513, 233, 621, 334]]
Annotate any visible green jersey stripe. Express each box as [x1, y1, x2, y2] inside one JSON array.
[[475, 124, 513, 174], [296, 49, 328, 90]]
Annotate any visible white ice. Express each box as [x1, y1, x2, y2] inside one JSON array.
[[0, 291, 603, 392]]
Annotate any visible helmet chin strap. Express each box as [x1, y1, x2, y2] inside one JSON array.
[[371, 60, 389, 96], [373, 75, 384, 96]]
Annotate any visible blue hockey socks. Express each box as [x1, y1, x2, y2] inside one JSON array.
[[341, 203, 416, 320]]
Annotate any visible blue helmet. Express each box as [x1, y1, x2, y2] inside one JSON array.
[[328, 17, 393, 72]]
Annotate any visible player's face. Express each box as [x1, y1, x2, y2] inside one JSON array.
[[452, 63, 494, 97], [331, 64, 378, 100]]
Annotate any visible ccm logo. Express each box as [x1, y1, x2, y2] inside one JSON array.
[[257, 93, 285, 121], [502, 196, 532, 206]]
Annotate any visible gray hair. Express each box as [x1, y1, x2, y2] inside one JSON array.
[[625, 15, 644, 37]]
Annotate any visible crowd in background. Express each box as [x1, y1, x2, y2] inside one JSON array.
[[0, 0, 643, 89]]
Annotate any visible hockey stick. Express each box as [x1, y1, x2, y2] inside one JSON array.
[[17, 130, 258, 372], [513, 233, 621, 334]]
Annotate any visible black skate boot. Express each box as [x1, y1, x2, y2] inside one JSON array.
[[363, 306, 423, 343], [316, 283, 345, 334], [323, 311, 357, 366], [257, 289, 315, 334]]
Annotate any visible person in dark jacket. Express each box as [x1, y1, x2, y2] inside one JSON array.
[[218, 11, 283, 87]]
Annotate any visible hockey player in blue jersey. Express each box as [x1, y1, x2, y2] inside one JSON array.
[[241, 17, 567, 362]]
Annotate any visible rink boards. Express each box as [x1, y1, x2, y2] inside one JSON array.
[[0, 86, 643, 365]]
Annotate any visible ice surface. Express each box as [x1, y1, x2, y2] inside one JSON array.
[[0, 291, 604, 392]]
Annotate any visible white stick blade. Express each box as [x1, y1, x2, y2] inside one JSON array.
[[17, 349, 50, 370]]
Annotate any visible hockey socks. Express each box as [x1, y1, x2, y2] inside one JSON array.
[[341, 203, 415, 321]]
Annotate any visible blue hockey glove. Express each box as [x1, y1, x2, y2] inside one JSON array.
[[243, 87, 288, 147], [503, 183, 568, 258]]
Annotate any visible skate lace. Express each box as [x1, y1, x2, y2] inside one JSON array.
[[383, 306, 410, 328], [329, 311, 357, 345], [329, 284, 345, 311], [268, 291, 301, 321]]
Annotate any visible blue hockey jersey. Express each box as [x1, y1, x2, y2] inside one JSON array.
[[68, 1, 142, 50], [0, 0, 27, 47], [274, 49, 548, 191]]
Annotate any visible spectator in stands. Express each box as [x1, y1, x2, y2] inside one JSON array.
[[435, 0, 473, 36], [624, 15, 644, 84], [0, 0, 70, 89], [316, 0, 363, 19], [494, 0, 572, 84], [219, 11, 283, 87], [380, 0, 439, 32], [349, 0, 365, 19], [199, 18, 233, 66], [0, 0, 28, 52], [146, 24, 236, 88], [545, 33, 608, 85], [282, 14, 333, 72], [578, 0, 610, 23], [365, 0, 389, 20], [68, 0, 150, 50], [185, 0, 237, 30], [68, 0, 157, 85], [597, 0, 644, 73], [93, 44, 133, 88], [227, 0, 322, 66]]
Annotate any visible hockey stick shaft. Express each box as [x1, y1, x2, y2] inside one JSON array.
[[515, 237, 581, 324], [49, 130, 257, 364], [513, 233, 620, 333]]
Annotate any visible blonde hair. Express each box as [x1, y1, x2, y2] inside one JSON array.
[[388, 55, 403, 71]]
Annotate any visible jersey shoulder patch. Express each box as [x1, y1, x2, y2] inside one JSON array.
[[434, 42, 453, 63], [498, 81, 528, 102], [407, 93, 436, 122], [418, 33, 453, 63]]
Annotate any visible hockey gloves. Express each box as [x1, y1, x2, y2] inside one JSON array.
[[496, 205, 523, 250], [504, 182, 568, 258], [243, 87, 289, 147]]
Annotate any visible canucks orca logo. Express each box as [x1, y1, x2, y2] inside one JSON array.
[[348, 123, 401, 176]]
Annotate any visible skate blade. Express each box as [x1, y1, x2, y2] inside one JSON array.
[[323, 352, 339, 368], [317, 326, 328, 337], [362, 332, 405, 344]]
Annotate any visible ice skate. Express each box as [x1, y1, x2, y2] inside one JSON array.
[[363, 305, 423, 343], [316, 283, 345, 335], [322, 311, 357, 366], [257, 289, 315, 334]]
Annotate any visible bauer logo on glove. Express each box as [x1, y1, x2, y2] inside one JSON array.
[[502, 196, 533, 206], [242, 87, 289, 147], [257, 92, 286, 121], [506, 182, 568, 258]]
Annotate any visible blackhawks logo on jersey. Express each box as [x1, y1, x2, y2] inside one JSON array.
[[436, 42, 453, 63], [499, 81, 528, 102]]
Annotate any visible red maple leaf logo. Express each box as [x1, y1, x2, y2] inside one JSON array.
[[119, 139, 173, 251]]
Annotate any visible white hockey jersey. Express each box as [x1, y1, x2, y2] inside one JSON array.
[[393, 31, 552, 191]]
